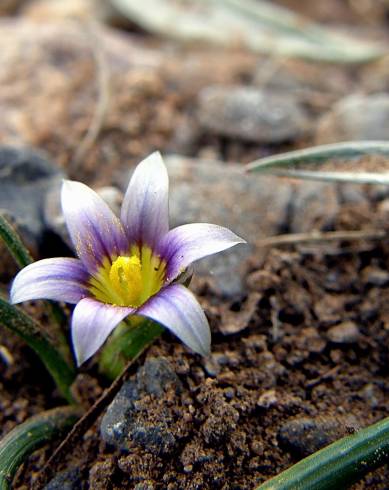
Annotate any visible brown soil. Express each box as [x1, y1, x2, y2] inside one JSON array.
[[4, 202, 389, 489], [2, 1, 389, 489]]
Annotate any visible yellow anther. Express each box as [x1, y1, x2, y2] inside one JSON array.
[[109, 255, 142, 306], [89, 247, 167, 307]]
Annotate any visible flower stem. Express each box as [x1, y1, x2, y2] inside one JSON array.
[[0, 406, 82, 489], [256, 415, 389, 490], [0, 297, 76, 402], [99, 317, 163, 380]]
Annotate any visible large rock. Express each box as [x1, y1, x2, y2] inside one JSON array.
[[0, 145, 63, 254], [197, 86, 309, 143], [278, 414, 360, 457], [101, 357, 182, 455], [316, 93, 389, 143]]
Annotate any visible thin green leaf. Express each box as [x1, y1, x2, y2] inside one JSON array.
[[0, 212, 72, 362], [0, 213, 33, 268], [0, 298, 75, 402], [224, 0, 383, 61], [246, 141, 389, 185], [111, 0, 385, 63], [99, 317, 163, 380], [0, 406, 82, 490], [256, 415, 389, 490]]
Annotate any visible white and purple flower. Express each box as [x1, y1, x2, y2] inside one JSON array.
[[11, 153, 245, 365]]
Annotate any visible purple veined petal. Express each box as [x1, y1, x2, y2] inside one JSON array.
[[121, 152, 169, 249], [71, 297, 133, 366], [62, 180, 129, 273], [159, 223, 246, 282], [10, 258, 89, 304], [138, 284, 211, 356]]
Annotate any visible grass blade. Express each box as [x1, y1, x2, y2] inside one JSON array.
[[0, 212, 72, 363], [111, 0, 385, 63], [256, 415, 389, 490], [0, 297, 75, 402], [246, 141, 389, 185], [0, 406, 82, 490], [0, 213, 33, 268]]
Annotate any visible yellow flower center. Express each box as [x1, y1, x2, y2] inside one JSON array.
[[109, 255, 143, 306], [88, 246, 166, 307]]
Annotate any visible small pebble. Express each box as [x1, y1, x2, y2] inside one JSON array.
[[198, 86, 309, 143], [362, 266, 389, 287], [278, 415, 360, 457], [326, 321, 360, 344]]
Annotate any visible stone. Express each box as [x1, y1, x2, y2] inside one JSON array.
[[289, 180, 339, 233], [361, 266, 389, 287], [44, 467, 82, 490], [357, 383, 382, 409], [278, 415, 360, 457], [101, 357, 182, 455], [100, 379, 139, 449], [326, 321, 361, 344], [136, 356, 183, 397], [316, 93, 389, 143], [0, 145, 63, 254], [197, 86, 309, 143]]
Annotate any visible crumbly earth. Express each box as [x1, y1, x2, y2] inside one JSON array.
[[2, 1, 389, 489], [3, 199, 389, 489]]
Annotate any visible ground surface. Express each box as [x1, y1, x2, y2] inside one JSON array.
[[1, 1, 389, 489]]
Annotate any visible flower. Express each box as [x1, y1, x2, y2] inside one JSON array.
[[11, 153, 245, 365]]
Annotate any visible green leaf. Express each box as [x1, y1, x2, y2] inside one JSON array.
[[0, 212, 72, 363], [0, 213, 33, 268], [0, 406, 82, 490], [99, 317, 163, 380], [246, 141, 389, 185], [111, 0, 385, 63], [0, 298, 75, 402], [256, 415, 389, 490]]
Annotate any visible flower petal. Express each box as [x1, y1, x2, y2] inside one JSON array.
[[10, 258, 89, 304], [62, 180, 128, 273], [121, 152, 169, 249], [71, 297, 133, 366], [159, 223, 246, 282], [138, 284, 211, 356]]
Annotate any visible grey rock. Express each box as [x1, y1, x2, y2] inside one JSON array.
[[289, 180, 339, 233], [130, 424, 177, 455], [357, 383, 382, 409], [326, 321, 361, 344], [316, 93, 389, 143], [0, 146, 63, 252], [101, 357, 181, 455], [137, 356, 183, 397], [278, 415, 360, 457], [361, 266, 389, 287], [100, 379, 139, 448], [197, 86, 309, 143], [44, 467, 82, 490]]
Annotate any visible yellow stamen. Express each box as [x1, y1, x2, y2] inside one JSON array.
[[88, 247, 166, 308], [109, 255, 142, 306]]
